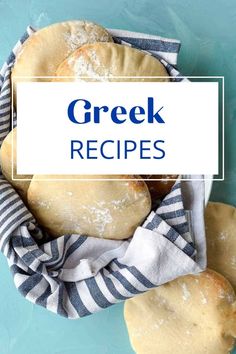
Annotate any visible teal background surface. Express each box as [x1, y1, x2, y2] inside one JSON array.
[[0, 0, 235, 353]]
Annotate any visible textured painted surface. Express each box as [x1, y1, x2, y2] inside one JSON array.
[[0, 0, 235, 353]]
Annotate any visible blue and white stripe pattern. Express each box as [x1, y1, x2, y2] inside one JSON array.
[[0, 27, 204, 318]]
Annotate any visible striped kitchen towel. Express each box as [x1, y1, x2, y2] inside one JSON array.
[[0, 26, 205, 319]]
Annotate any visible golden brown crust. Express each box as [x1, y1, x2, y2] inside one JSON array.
[[124, 269, 236, 354]]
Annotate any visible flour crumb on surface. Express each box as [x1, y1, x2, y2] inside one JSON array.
[[218, 231, 227, 240], [81, 204, 113, 237], [181, 282, 191, 301], [153, 319, 165, 330], [231, 255, 236, 268], [64, 30, 88, 52], [69, 48, 115, 81], [199, 291, 207, 304], [64, 23, 110, 53]]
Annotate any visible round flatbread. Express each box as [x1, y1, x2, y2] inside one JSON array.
[[27, 174, 151, 239], [0, 128, 31, 198], [55, 42, 169, 81], [205, 202, 236, 291], [12, 20, 113, 89], [124, 269, 236, 354]]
